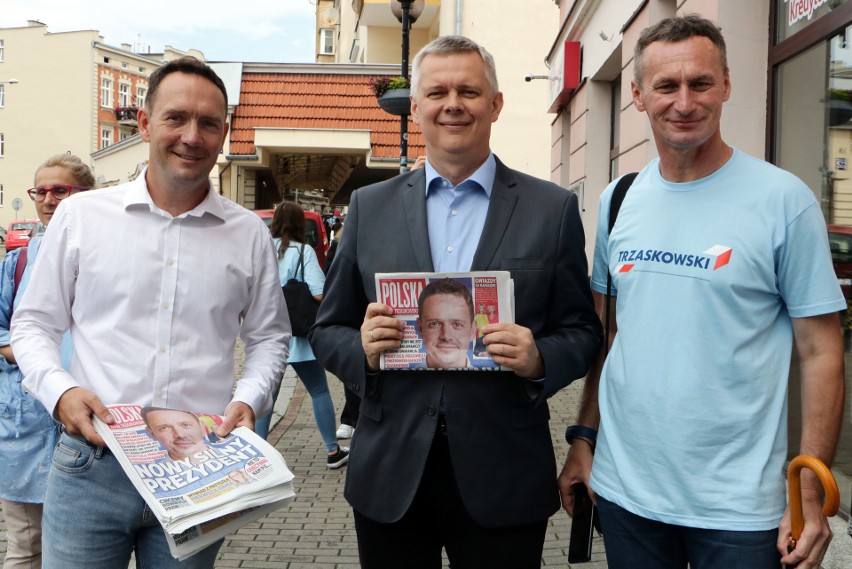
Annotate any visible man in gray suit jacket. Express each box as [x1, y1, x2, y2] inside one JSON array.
[[310, 35, 601, 569]]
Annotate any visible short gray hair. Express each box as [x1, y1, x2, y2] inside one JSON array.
[[411, 35, 499, 96], [634, 14, 728, 85]]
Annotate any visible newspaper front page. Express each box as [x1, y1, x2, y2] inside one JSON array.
[[93, 404, 296, 559], [375, 271, 514, 370]]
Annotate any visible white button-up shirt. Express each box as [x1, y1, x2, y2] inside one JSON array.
[[11, 172, 290, 417]]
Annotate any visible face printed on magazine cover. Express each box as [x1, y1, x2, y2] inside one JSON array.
[[145, 409, 211, 462], [417, 293, 477, 368]]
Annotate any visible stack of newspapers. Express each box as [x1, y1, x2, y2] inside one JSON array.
[[93, 404, 296, 560]]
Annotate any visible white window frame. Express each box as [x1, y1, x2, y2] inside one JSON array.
[[101, 127, 111, 149], [0, 184, 4, 207], [0, 84, 4, 108], [0, 133, 4, 157], [320, 28, 335, 55], [101, 78, 112, 108], [0, 39, 4, 62], [136, 87, 146, 108], [119, 82, 130, 108]]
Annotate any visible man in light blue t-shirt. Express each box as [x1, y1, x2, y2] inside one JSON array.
[[557, 15, 845, 569]]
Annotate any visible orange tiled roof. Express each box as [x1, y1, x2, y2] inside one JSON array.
[[230, 73, 424, 160]]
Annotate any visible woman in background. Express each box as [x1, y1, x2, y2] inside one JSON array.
[[0, 153, 92, 568], [255, 200, 349, 469]]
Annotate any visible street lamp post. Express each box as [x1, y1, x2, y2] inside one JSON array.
[[391, 0, 423, 174]]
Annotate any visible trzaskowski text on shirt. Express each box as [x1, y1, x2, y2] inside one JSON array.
[[615, 244, 732, 274]]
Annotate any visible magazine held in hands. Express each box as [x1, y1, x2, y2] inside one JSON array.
[[93, 404, 296, 560], [375, 271, 515, 371]]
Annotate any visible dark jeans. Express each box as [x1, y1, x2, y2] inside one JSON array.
[[353, 426, 547, 569], [596, 495, 782, 569]]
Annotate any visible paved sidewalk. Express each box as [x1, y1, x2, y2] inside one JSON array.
[[1, 367, 849, 567], [211, 371, 605, 568], [215, 369, 852, 568]]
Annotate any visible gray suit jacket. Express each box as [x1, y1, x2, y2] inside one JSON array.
[[310, 157, 601, 527]]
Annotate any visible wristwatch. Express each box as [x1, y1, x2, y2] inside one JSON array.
[[565, 425, 597, 449]]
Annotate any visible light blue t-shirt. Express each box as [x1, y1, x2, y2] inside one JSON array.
[[589, 149, 846, 530], [274, 239, 324, 363]]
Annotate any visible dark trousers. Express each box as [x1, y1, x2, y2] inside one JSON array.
[[596, 495, 782, 569], [339, 385, 361, 427], [353, 424, 547, 569]]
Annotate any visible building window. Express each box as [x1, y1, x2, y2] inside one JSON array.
[[771, 13, 852, 504], [609, 75, 622, 181], [320, 28, 335, 55], [0, 133, 4, 157], [103, 56, 109, 64], [0, 39, 4, 62], [0, 184, 4, 206], [101, 78, 112, 108], [119, 83, 130, 107], [101, 127, 111, 149], [136, 87, 146, 108], [0, 84, 4, 108]]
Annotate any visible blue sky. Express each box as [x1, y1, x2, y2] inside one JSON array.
[[0, 0, 318, 63]]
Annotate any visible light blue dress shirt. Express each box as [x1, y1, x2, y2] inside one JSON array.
[[425, 154, 496, 272]]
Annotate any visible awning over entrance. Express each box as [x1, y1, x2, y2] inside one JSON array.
[[227, 70, 425, 207]]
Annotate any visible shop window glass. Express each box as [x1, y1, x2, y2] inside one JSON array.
[[778, 0, 850, 42], [774, 21, 852, 505]]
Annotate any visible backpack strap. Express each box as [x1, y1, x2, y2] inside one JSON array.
[[605, 173, 638, 351], [297, 244, 306, 282], [13, 246, 27, 300], [608, 172, 638, 234], [9, 246, 28, 318]]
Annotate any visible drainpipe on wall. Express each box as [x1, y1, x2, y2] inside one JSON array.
[[217, 161, 231, 196], [455, 0, 463, 35]]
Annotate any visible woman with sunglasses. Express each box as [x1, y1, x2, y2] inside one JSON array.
[[0, 153, 92, 568]]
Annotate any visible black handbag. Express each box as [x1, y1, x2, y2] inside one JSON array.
[[282, 244, 320, 337]]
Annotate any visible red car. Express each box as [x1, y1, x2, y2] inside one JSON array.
[[5, 219, 39, 252], [828, 225, 852, 302], [253, 209, 328, 270]]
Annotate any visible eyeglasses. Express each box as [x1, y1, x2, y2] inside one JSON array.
[[26, 184, 89, 202]]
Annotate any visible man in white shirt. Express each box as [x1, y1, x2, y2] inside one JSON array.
[[11, 57, 289, 568]]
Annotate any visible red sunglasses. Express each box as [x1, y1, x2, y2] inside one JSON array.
[[27, 184, 89, 202]]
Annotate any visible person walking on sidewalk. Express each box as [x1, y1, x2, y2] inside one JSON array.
[[310, 35, 601, 569], [255, 200, 349, 469], [558, 15, 845, 569], [11, 57, 289, 569], [0, 153, 92, 569]]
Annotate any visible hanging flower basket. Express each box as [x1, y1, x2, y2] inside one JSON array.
[[377, 88, 411, 116]]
